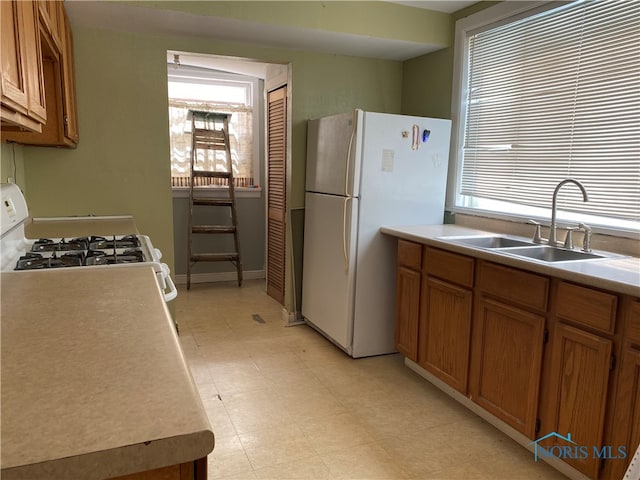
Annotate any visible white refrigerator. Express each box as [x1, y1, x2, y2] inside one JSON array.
[[302, 109, 452, 358]]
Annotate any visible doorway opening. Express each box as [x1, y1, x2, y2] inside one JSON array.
[[166, 51, 291, 307]]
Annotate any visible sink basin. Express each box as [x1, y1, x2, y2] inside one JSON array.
[[438, 235, 536, 249], [499, 245, 607, 262]]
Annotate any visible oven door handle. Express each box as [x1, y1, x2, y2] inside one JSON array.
[[163, 274, 178, 302], [159, 263, 178, 302]]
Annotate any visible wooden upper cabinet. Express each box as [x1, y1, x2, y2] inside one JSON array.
[[2, 0, 79, 147], [37, 0, 63, 50], [1, 0, 46, 132], [60, 6, 78, 144]]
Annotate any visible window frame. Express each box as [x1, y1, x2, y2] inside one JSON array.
[[167, 65, 261, 196], [447, 1, 639, 239]]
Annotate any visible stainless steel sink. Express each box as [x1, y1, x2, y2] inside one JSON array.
[[499, 245, 607, 262], [437, 234, 622, 263], [438, 235, 536, 249]]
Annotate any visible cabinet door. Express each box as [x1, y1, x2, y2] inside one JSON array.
[[59, 5, 78, 143], [418, 276, 472, 393], [607, 347, 640, 480], [395, 266, 420, 361], [1, 1, 29, 113], [469, 297, 544, 438], [1, 0, 45, 129], [544, 323, 612, 479]]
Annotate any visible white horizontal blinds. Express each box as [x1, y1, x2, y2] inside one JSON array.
[[169, 101, 254, 187], [461, 0, 640, 221]]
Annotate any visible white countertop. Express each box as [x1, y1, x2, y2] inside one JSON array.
[[0, 267, 213, 479], [381, 224, 640, 297]]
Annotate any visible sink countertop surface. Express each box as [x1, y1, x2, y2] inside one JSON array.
[[0, 267, 214, 480], [381, 224, 640, 297], [24, 215, 139, 239]]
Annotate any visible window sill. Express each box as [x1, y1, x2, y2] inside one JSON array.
[[172, 186, 262, 199]]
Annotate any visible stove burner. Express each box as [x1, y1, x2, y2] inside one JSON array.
[[89, 235, 140, 250], [31, 237, 90, 252], [15, 251, 84, 270], [85, 249, 144, 266]]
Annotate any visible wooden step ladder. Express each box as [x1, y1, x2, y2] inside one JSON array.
[[187, 111, 243, 289]]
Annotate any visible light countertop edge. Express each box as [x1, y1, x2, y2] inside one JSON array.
[[1, 266, 214, 480], [381, 224, 640, 297]]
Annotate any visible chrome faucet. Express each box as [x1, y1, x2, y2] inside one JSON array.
[[549, 179, 589, 246]]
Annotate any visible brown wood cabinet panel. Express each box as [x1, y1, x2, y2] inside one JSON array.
[[606, 347, 640, 480], [397, 239, 421, 270], [37, 0, 63, 50], [395, 266, 421, 361], [2, 0, 78, 146], [625, 297, 640, 344], [470, 296, 544, 438], [556, 281, 617, 335], [423, 247, 474, 288], [543, 323, 612, 479], [1, 0, 45, 131], [476, 261, 548, 312], [109, 458, 206, 480], [59, 5, 78, 143], [418, 276, 472, 393]]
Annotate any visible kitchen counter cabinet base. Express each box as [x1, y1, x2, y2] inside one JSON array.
[[385, 225, 640, 480]]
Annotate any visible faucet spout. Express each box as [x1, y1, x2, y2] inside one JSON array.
[[549, 179, 589, 246]]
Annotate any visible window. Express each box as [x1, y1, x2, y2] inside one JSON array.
[[451, 0, 640, 234], [167, 66, 256, 188]]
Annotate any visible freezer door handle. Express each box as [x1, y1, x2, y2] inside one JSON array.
[[345, 110, 357, 197], [342, 197, 351, 272]]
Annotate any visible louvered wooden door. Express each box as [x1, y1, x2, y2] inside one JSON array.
[[266, 86, 287, 304]]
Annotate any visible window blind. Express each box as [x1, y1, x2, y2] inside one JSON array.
[[460, 0, 640, 223]]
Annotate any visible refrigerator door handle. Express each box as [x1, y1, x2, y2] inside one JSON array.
[[345, 110, 357, 197], [342, 196, 351, 272]]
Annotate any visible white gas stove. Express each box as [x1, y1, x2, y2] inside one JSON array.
[[1, 183, 177, 302]]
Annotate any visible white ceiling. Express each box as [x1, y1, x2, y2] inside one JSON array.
[[65, 1, 477, 62], [387, 1, 477, 13]]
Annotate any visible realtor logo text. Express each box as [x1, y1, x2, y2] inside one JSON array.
[[529, 432, 627, 462]]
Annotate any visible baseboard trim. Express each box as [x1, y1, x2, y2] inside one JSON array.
[[175, 270, 265, 285]]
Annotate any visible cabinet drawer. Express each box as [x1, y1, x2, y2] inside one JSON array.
[[477, 262, 548, 312], [555, 281, 617, 334], [424, 247, 474, 288], [397, 240, 422, 270], [626, 297, 640, 343]]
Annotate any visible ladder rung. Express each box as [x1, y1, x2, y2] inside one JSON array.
[[192, 171, 232, 179], [192, 225, 236, 234], [194, 143, 227, 151], [192, 198, 233, 207], [191, 253, 239, 262]]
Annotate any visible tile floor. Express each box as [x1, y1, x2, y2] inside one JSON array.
[[176, 280, 568, 480]]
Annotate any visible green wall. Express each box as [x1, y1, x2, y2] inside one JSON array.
[[19, 24, 403, 312], [401, 1, 499, 119]]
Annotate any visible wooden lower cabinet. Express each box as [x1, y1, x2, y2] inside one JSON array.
[[604, 297, 640, 480], [395, 265, 421, 361], [469, 296, 545, 438], [394, 240, 423, 361], [418, 276, 472, 393], [542, 323, 612, 478], [390, 239, 636, 480], [111, 458, 207, 480]]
